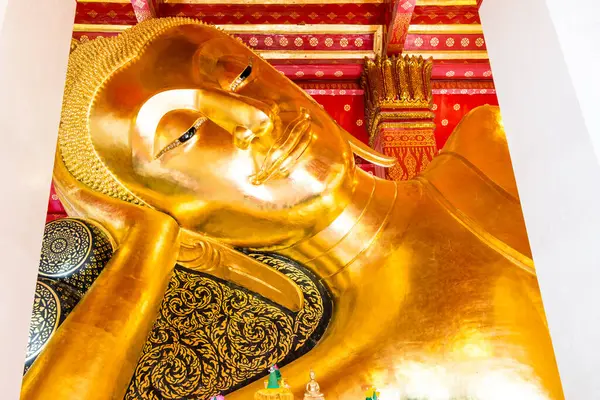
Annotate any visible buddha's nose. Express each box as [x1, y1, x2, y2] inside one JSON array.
[[232, 114, 274, 150], [194, 88, 277, 147]]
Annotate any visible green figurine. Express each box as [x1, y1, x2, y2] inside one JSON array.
[[267, 365, 281, 389]]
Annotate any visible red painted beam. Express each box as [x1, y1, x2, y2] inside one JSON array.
[[385, 0, 416, 55], [131, 0, 156, 22]]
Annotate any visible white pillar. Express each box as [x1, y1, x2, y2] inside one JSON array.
[[481, 1, 600, 399], [0, 0, 75, 398]]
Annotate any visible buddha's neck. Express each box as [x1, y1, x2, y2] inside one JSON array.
[[280, 168, 420, 281]]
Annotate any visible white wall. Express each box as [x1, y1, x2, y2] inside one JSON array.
[[0, 0, 8, 38], [481, 0, 600, 399], [545, 0, 600, 165], [0, 0, 75, 398]]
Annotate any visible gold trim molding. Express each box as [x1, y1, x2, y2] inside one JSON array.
[[161, 0, 384, 3], [408, 24, 483, 34], [78, 0, 130, 3], [258, 50, 374, 60], [403, 50, 488, 60], [72, 23, 381, 59], [73, 24, 132, 32], [416, 0, 477, 5], [216, 24, 381, 34]]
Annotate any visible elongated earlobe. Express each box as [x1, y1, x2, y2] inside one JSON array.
[[342, 130, 397, 168], [178, 230, 304, 312]]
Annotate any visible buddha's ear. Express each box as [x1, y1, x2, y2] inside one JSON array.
[[178, 231, 304, 312], [341, 129, 397, 168]]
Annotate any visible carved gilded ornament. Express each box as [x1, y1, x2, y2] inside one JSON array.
[[361, 55, 434, 146]]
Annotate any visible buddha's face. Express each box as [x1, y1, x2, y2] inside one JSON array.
[[89, 24, 355, 248]]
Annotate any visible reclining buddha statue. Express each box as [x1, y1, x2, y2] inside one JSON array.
[[21, 18, 563, 400]]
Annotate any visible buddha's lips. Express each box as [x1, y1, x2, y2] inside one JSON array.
[[252, 110, 312, 185]]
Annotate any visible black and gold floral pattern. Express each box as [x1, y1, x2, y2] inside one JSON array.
[[126, 253, 332, 399], [26, 281, 60, 363], [25, 218, 114, 373], [39, 218, 114, 295], [39, 219, 92, 277], [25, 278, 81, 373], [29, 218, 332, 398]]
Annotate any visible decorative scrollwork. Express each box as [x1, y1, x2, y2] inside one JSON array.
[[126, 252, 332, 399], [247, 254, 324, 350]]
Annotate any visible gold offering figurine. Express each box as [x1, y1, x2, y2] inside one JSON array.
[[255, 366, 294, 400], [304, 370, 325, 400], [21, 18, 563, 400]]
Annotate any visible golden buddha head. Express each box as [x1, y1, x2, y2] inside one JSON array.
[[59, 18, 393, 248]]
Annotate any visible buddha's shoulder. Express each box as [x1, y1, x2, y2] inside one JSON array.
[[441, 105, 520, 200]]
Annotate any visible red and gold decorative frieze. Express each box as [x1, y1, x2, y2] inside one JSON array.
[[71, 23, 382, 62], [236, 33, 373, 51], [431, 60, 492, 79], [362, 55, 437, 181], [404, 33, 485, 51], [432, 80, 495, 90], [411, 5, 481, 25], [297, 82, 364, 95], [159, 2, 386, 25], [75, 2, 137, 25], [72, 31, 120, 41], [276, 65, 363, 80]]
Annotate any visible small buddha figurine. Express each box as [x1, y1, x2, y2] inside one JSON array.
[[304, 370, 325, 400]]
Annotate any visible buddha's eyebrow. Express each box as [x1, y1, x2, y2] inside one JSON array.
[[229, 57, 253, 92]]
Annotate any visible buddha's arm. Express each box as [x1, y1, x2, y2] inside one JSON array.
[[21, 156, 180, 400]]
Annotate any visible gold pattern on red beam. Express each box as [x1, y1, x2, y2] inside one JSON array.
[[405, 34, 485, 51], [407, 24, 483, 33], [238, 34, 372, 51], [400, 50, 488, 60], [432, 88, 496, 95], [432, 62, 492, 79], [75, 1, 137, 25], [432, 80, 494, 89], [411, 5, 480, 24], [161, 0, 384, 3], [276, 65, 363, 80], [386, 0, 416, 51], [159, 2, 386, 25], [71, 23, 382, 60], [417, 0, 477, 5]]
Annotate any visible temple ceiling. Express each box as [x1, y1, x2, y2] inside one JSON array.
[[72, 0, 492, 83]]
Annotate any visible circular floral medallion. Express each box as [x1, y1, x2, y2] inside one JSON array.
[[26, 281, 60, 362], [39, 219, 93, 278]]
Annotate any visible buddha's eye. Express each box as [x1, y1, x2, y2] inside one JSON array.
[[155, 116, 207, 159], [229, 57, 254, 92]]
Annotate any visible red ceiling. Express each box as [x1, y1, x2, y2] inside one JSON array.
[[73, 1, 492, 83]]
